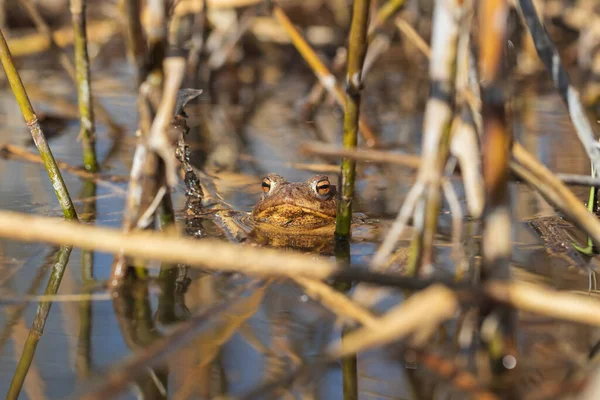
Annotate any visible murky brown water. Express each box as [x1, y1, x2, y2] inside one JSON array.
[[0, 42, 598, 400]]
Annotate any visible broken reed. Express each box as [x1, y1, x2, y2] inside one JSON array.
[[336, 0, 371, 239], [0, 28, 77, 220], [71, 0, 98, 172]]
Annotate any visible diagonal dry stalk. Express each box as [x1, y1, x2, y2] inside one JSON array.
[[0, 28, 78, 221], [272, 4, 377, 147], [17, 0, 122, 135], [371, 0, 467, 274], [516, 0, 600, 173]]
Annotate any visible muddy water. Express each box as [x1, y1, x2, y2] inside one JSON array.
[[0, 51, 598, 399]]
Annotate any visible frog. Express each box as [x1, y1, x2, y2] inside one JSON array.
[[251, 173, 338, 234]]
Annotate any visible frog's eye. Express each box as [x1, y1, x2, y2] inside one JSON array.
[[316, 178, 331, 196], [261, 178, 271, 192]]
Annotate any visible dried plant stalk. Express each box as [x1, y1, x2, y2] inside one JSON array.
[[516, 0, 600, 172], [0, 28, 78, 220], [327, 285, 458, 357], [18, 0, 121, 134], [336, 0, 370, 238], [272, 4, 377, 147], [406, 0, 463, 274], [71, 0, 98, 172]]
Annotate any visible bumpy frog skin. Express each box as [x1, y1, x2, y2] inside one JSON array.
[[251, 174, 338, 230]]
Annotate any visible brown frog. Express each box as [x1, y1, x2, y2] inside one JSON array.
[[251, 173, 338, 235]]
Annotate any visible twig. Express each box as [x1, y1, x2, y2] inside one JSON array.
[[0, 143, 127, 194], [0, 28, 78, 220]]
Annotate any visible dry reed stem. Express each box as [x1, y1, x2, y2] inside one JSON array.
[[6, 19, 117, 57], [511, 143, 600, 245], [486, 281, 600, 326], [17, 0, 121, 134], [0, 144, 128, 189], [147, 57, 187, 188], [394, 17, 430, 57], [293, 277, 379, 328], [272, 4, 377, 147], [327, 284, 458, 358], [300, 141, 421, 168], [1, 209, 600, 329], [398, 0, 463, 273], [516, 0, 600, 173], [368, 0, 406, 37]]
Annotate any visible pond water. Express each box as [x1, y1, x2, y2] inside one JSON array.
[[0, 42, 598, 400]]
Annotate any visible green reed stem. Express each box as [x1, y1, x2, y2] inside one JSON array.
[[77, 181, 96, 377], [7, 245, 73, 400], [0, 28, 78, 220], [71, 0, 98, 172], [335, 0, 371, 239], [18, 0, 121, 134]]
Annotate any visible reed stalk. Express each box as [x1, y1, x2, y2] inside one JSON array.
[[335, 0, 371, 239], [479, 0, 516, 372], [71, 0, 98, 172], [17, 0, 121, 134], [272, 4, 377, 147], [6, 245, 74, 400], [406, 0, 462, 274], [120, 0, 147, 87], [516, 0, 600, 173], [0, 28, 78, 220]]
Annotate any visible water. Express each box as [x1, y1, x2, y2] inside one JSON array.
[[0, 47, 598, 399]]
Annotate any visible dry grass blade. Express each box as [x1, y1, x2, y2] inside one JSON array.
[[327, 284, 458, 358], [486, 281, 600, 327], [300, 141, 421, 168], [511, 143, 600, 245], [293, 277, 379, 328]]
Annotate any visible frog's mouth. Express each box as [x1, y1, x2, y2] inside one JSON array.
[[253, 204, 336, 228]]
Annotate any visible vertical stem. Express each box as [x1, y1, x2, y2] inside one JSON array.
[[479, 0, 516, 374], [335, 0, 371, 239], [7, 245, 73, 400], [71, 0, 98, 172], [77, 180, 97, 377], [0, 28, 78, 221], [409, 0, 462, 274]]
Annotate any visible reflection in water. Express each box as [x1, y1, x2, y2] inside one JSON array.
[[0, 56, 598, 399]]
